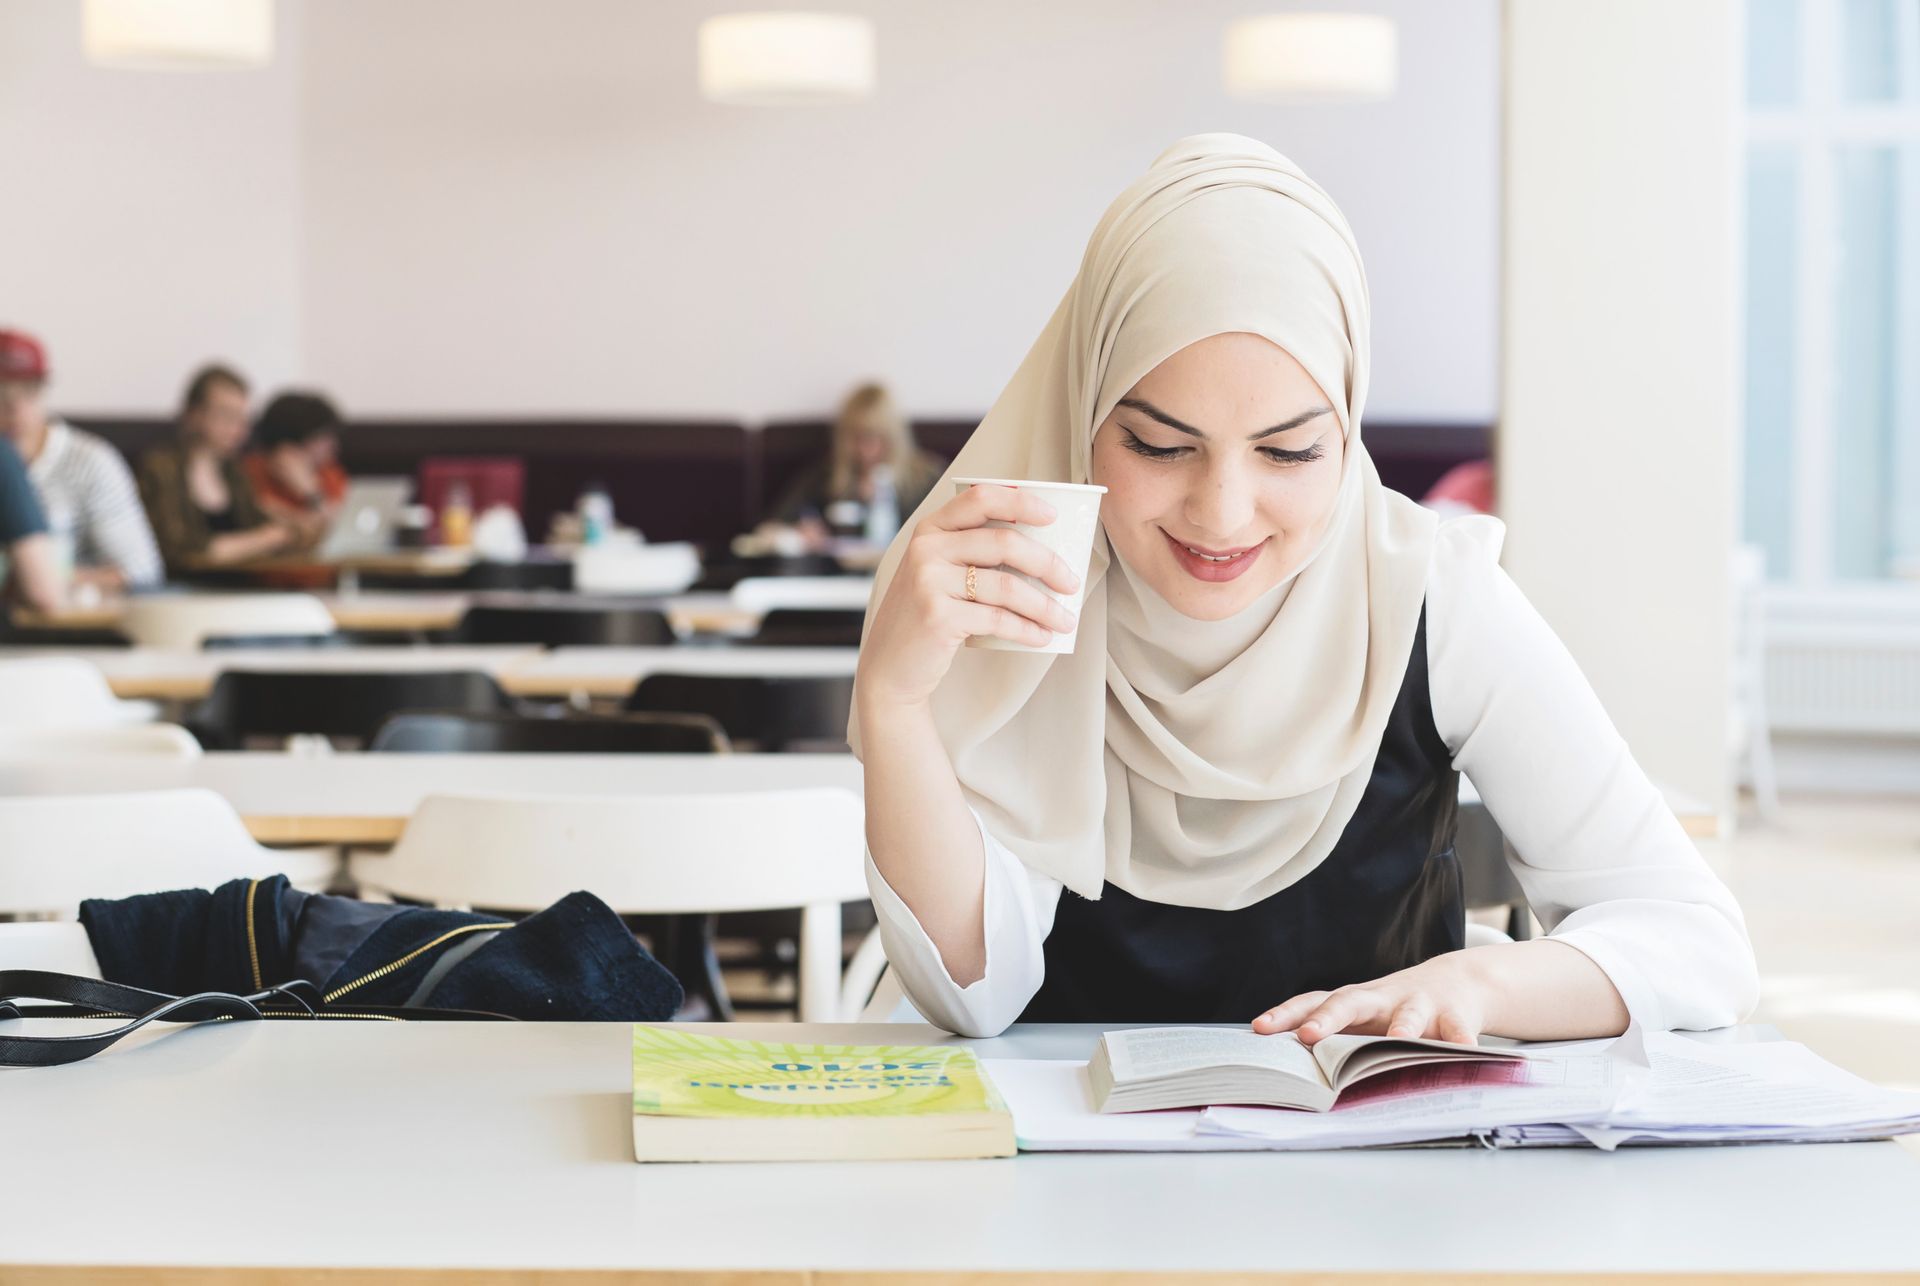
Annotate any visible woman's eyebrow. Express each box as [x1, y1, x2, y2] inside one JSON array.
[[1117, 397, 1334, 440]]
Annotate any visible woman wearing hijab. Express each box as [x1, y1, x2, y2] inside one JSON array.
[[851, 135, 1757, 1042]]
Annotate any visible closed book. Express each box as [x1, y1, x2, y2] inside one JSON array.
[[631, 1025, 1016, 1162]]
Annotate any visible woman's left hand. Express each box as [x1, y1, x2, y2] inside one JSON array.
[[1252, 951, 1492, 1045]]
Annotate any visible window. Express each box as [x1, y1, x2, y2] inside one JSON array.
[[1743, 0, 1920, 582]]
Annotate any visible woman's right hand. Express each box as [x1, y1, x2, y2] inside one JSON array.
[[856, 484, 1082, 711]]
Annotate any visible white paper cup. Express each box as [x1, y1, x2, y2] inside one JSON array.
[[952, 477, 1106, 654]]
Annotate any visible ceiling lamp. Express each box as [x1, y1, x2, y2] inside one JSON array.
[[83, 0, 274, 69], [699, 12, 876, 104], [1223, 13, 1397, 101]]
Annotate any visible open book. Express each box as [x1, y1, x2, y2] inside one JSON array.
[[1088, 1025, 1529, 1114]]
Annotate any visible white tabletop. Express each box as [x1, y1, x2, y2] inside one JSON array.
[[0, 752, 863, 845], [0, 643, 858, 702], [0, 644, 544, 701], [502, 644, 859, 697], [0, 1020, 1913, 1278], [0, 751, 1723, 848]]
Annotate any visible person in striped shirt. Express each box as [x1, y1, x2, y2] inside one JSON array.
[[0, 330, 164, 592]]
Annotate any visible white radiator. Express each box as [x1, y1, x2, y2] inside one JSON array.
[[1763, 588, 1920, 736]]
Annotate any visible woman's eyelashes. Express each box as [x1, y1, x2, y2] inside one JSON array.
[[1259, 441, 1325, 466], [1119, 426, 1326, 467], [1119, 428, 1188, 460]]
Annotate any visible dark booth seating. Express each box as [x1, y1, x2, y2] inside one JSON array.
[[68, 415, 1492, 556]]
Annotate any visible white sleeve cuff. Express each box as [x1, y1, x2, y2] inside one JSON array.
[[863, 807, 1059, 1038]]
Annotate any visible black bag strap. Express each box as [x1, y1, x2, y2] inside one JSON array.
[[0, 970, 511, 1068]]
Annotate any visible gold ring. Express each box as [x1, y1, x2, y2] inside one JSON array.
[[964, 564, 979, 602]]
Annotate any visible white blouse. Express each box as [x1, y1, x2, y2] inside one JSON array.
[[864, 516, 1760, 1039]]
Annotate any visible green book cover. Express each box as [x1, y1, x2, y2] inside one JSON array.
[[631, 1025, 1006, 1120]]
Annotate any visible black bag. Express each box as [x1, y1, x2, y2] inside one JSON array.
[[0, 875, 683, 1066]]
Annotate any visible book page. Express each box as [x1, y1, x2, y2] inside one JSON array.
[[1103, 1026, 1326, 1087], [1308, 1032, 1519, 1087], [1202, 1038, 1631, 1143], [1608, 1032, 1920, 1129]]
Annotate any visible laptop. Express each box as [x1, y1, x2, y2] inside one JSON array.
[[319, 477, 413, 559]]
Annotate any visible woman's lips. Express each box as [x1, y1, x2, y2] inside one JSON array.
[[1161, 529, 1268, 582]]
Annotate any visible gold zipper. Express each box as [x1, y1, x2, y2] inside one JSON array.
[[244, 877, 263, 992], [322, 922, 502, 1003]]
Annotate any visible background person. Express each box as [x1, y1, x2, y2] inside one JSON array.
[[137, 364, 294, 572], [0, 435, 63, 613], [762, 382, 945, 551], [0, 328, 163, 592], [245, 391, 350, 549]]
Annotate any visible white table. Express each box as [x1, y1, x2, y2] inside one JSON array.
[[0, 644, 545, 702], [0, 1020, 1914, 1281], [0, 752, 863, 845], [502, 644, 859, 698], [0, 643, 857, 702], [0, 751, 1722, 851]]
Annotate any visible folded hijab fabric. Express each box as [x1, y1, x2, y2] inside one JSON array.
[[852, 133, 1440, 911]]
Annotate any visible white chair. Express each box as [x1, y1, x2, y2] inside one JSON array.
[[0, 922, 102, 976], [0, 657, 157, 729], [0, 723, 202, 757], [121, 593, 337, 649], [348, 789, 867, 1022], [729, 576, 875, 615], [0, 789, 338, 918]]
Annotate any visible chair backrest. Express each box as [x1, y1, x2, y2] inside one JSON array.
[[0, 657, 145, 729], [0, 723, 202, 757], [454, 604, 675, 646], [693, 553, 844, 592], [351, 789, 866, 914], [747, 608, 869, 648], [192, 670, 510, 746], [625, 673, 855, 751], [459, 559, 574, 591], [730, 575, 875, 615], [368, 709, 728, 754], [121, 593, 338, 649], [0, 922, 103, 976], [0, 788, 333, 917]]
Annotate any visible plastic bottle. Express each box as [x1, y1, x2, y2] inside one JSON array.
[[864, 464, 900, 546], [579, 482, 614, 547], [440, 481, 474, 548]]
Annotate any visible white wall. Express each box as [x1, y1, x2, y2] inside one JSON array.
[[1499, 0, 1739, 807], [0, 0, 305, 409], [5, 0, 1500, 422]]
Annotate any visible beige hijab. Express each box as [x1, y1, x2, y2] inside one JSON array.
[[851, 133, 1439, 911]]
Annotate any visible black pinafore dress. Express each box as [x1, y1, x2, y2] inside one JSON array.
[[1019, 607, 1463, 1023]]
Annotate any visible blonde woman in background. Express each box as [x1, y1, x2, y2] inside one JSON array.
[[762, 383, 946, 551]]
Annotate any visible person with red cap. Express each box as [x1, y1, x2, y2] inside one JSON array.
[[0, 329, 164, 591]]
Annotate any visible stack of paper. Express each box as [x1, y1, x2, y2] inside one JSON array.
[[983, 1030, 1920, 1153]]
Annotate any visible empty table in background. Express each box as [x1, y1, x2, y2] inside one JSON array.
[[0, 751, 864, 846]]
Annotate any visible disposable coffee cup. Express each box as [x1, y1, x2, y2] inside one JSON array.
[[952, 477, 1106, 654]]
